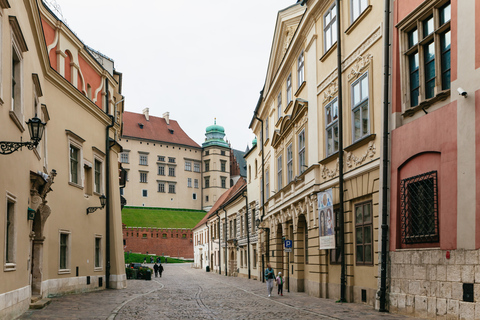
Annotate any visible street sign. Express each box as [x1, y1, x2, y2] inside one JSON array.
[[284, 240, 292, 248], [285, 248, 292, 252]]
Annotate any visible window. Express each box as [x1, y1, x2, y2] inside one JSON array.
[[404, 2, 451, 108], [205, 151, 209, 156], [265, 117, 269, 141], [94, 159, 102, 194], [351, 0, 368, 22], [140, 172, 147, 183], [286, 74, 292, 105], [120, 152, 129, 163], [158, 182, 165, 193], [158, 156, 165, 162], [400, 171, 439, 244], [297, 51, 304, 87], [304, 220, 309, 264], [298, 130, 306, 173], [330, 209, 342, 264], [139, 154, 148, 166], [205, 160, 210, 172], [205, 177, 210, 188], [277, 92, 282, 121], [265, 169, 270, 200], [221, 160, 226, 172], [355, 202, 373, 265], [59, 231, 70, 271], [185, 161, 192, 171], [187, 178, 192, 188], [252, 209, 256, 232], [221, 177, 226, 188], [70, 145, 80, 184], [169, 184, 176, 194], [193, 193, 197, 200], [142, 189, 148, 197], [287, 144, 293, 184], [206, 195, 209, 202], [168, 167, 175, 177], [277, 155, 282, 191], [351, 73, 369, 142], [194, 162, 200, 172], [11, 41, 22, 121], [325, 98, 339, 156], [168, 157, 176, 163], [253, 248, 257, 268], [94, 237, 102, 269], [158, 165, 165, 176], [221, 150, 226, 156], [5, 195, 16, 267], [194, 179, 199, 188], [324, 3, 337, 52]]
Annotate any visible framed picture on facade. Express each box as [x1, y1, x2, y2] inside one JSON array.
[[318, 189, 335, 249]]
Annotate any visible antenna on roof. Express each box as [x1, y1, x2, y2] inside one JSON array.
[[43, 0, 68, 25]]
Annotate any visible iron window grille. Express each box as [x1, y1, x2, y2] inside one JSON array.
[[400, 171, 439, 244]]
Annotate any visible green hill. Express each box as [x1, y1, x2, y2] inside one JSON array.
[[121, 207, 206, 229]]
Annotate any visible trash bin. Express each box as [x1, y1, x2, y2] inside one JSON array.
[[145, 269, 152, 281], [206, 266, 210, 272]]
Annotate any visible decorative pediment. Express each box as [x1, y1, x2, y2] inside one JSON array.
[[291, 98, 308, 122]]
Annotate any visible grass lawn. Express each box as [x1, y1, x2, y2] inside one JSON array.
[[122, 207, 206, 229], [125, 252, 193, 264]]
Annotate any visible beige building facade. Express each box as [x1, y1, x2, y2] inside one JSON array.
[[0, 1, 126, 318]]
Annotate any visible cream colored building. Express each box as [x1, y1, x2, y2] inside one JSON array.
[[249, 0, 384, 306], [0, 1, 126, 318]]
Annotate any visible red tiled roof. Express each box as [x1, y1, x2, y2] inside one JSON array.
[[122, 111, 200, 148], [192, 177, 247, 231]]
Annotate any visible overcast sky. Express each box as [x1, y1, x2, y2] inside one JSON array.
[[48, 0, 298, 151]]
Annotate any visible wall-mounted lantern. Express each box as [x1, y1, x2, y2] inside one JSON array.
[[1, 117, 46, 155], [86, 195, 106, 214]]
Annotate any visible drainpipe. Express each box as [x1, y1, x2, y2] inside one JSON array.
[[205, 221, 210, 272], [242, 191, 251, 279], [379, 0, 391, 312], [224, 208, 228, 276], [336, 0, 347, 303], [215, 212, 221, 275], [105, 78, 114, 289]]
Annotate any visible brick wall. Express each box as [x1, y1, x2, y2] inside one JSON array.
[[123, 226, 193, 259]]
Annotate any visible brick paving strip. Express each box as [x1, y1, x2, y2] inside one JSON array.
[[19, 264, 420, 320]]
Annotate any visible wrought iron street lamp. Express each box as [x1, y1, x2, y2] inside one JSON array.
[[0, 117, 46, 155], [86, 194, 106, 214]]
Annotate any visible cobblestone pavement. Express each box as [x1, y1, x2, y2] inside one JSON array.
[[19, 263, 420, 320]]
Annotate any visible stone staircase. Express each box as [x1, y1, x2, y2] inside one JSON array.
[[29, 295, 51, 309]]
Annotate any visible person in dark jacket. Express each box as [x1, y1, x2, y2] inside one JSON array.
[[153, 263, 159, 277], [159, 263, 164, 277]]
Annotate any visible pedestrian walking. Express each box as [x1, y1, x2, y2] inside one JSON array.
[[264, 263, 275, 297], [157, 257, 161, 263], [143, 257, 147, 264], [153, 263, 159, 277], [150, 256, 154, 263], [159, 263, 164, 277], [165, 257, 168, 263], [276, 272, 284, 296]]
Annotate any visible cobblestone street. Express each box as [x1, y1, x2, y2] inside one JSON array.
[[19, 264, 419, 320]]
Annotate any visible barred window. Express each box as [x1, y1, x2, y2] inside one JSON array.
[[401, 171, 439, 244]]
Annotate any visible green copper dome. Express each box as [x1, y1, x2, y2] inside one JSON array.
[[202, 118, 229, 148], [206, 119, 225, 134], [252, 137, 257, 146]]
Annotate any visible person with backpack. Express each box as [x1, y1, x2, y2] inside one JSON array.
[[264, 264, 275, 297], [276, 272, 284, 296]]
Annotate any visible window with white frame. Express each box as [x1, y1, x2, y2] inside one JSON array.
[[298, 130, 306, 173], [158, 182, 165, 193], [194, 162, 200, 172], [287, 144, 293, 184], [94, 159, 102, 194], [94, 236, 102, 269], [185, 161, 192, 171], [11, 38, 23, 122], [158, 155, 165, 162], [351, 0, 368, 22], [168, 167, 175, 177], [194, 179, 199, 188], [265, 116, 269, 141], [325, 98, 339, 156], [140, 172, 147, 183], [324, 3, 337, 52], [59, 231, 70, 271], [188, 178, 192, 188], [277, 155, 282, 191], [158, 165, 165, 176], [287, 74, 292, 105], [5, 193, 16, 268], [168, 157, 176, 163], [168, 183, 176, 194], [142, 189, 148, 197], [120, 152, 129, 163], [193, 193, 197, 200], [277, 92, 282, 121], [221, 177, 226, 189], [297, 51, 304, 87], [139, 154, 148, 166], [70, 144, 80, 185], [351, 73, 369, 142], [265, 169, 270, 200], [403, 1, 451, 108]]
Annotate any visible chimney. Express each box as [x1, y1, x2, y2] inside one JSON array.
[[163, 112, 170, 125], [143, 107, 149, 121]]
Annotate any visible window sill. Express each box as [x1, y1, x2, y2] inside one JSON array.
[[58, 269, 71, 275], [68, 181, 83, 190], [294, 81, 306, 97], [344, 134, 376, 152], [320, 42, 337, 62], [403, 89, 450, 117], [4, 263, 16, 272], [319, 151, 339, 166], [94, 267, 103, 272], [9, 110, 25, 132], [345, 5, 372, 35]]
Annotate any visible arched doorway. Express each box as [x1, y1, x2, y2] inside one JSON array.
[[293, 215, 307, 292]]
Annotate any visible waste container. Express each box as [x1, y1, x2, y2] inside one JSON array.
[[145, 269, 152, 280], [206, 266, 210, 272]]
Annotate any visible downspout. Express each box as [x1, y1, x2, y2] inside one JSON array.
[[105, 78, 114, 289], [215, 212, 221, 275], [242, 191, 251, 279], [379, 0, 391, 312], [336, 0, 347, 303], [224, 208, 228, 276], [205, 221, 210, 271]]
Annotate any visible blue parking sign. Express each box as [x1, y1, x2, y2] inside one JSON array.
[[284, 240, 292, 248]]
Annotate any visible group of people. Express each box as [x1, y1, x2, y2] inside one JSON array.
[[153, 263, 164, 277], [264, 264, 284, 297]]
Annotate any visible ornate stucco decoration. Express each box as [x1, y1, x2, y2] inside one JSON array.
[[30, 169, 57, 239], [346, 141, 376, 168], [323, 81, 338, 104], [347, 54, 373, 82], [321, 158, 340, 179], [282, 25, 297, 56]]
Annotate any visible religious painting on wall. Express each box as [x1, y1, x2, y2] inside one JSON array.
[[318, 188, 335, 249]]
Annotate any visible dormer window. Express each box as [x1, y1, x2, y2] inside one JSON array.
[[138, 123, 144, 129], [168, 129, 174, 134]]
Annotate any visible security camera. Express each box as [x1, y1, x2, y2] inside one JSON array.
[[457, 87, 467, 97]]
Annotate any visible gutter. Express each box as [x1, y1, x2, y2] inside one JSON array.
[[223, 208, 228, 276], [105, 78, 114, 289], [241, 191, 251, 279], [215, 211, 221, 275]]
